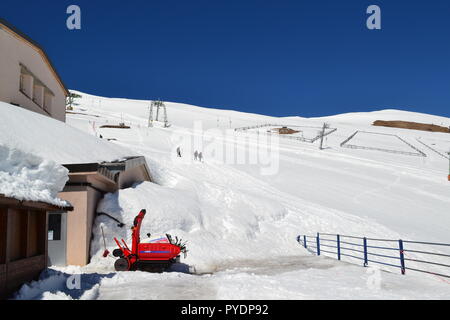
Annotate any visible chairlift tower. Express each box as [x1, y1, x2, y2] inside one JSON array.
[[149, 100, 169, 128]]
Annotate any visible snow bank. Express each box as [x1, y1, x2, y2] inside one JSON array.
[[13, 268, 108, 300], [0, 101, 135, 164], [0, 144, 69, 207]]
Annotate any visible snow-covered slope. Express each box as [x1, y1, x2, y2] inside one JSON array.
[[15, 91, 450, 299]]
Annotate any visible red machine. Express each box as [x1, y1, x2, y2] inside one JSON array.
[[113, 209, 187, 272]]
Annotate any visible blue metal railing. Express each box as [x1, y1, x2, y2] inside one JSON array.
[[297, 233, 450, 279]]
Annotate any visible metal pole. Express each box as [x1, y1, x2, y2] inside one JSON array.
[[156, 100, 160, 121], [163, 101, 169, 128], [337, 234, 341, 260], [316, 233, 321, 256], [148, 103, 153, 127], [447, 151, 450, 181], [363, 237, 368, 267], [399, 240, 406, 275], [319, 123, 329, 150]]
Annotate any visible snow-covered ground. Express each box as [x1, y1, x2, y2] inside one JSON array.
[[11, 91, 450, 299]]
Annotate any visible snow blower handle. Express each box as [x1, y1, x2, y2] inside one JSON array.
[[101, 226, 110, 257]]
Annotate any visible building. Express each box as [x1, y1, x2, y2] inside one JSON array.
[[0, 194, 73, 299], [0, 18, 69, 122], [50, 157, 152, 266]]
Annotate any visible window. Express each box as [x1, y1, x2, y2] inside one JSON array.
[[48, 214, 62, 241], [44, 91, 53, 113], [33, 83, 44, 107], [19, 70, 33, 98], [19, 64, 54, 112], [19, 73, 25, 92]]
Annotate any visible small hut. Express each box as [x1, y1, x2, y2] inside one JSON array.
[[0, 195, 72, 299], [272, 126, 300, 135]]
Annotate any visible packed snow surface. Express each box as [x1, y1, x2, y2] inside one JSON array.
[[14, 91, 450, 299], [0, 144, 69, 206]]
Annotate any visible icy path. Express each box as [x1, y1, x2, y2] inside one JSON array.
[[15, 256, 450, 300]]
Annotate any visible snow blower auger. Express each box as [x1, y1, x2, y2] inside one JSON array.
[[112, 209, 188, 273]]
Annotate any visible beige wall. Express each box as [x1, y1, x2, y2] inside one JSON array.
[[0, 25, 66, 122], [59, 186, 102, 266]]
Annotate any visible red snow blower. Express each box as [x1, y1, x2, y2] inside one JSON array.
[[112, 209, 187, 272]]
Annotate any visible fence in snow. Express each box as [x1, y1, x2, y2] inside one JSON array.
[[340, 131, 427, 157], [297, 233, 450, 279], [235, 124, 337, 143], [415, 138, 449, 160]]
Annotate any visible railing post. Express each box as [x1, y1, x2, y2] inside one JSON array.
[[303, 235, 307, 249], [316, 233, 321, 256], [337, 234, 341, 260], [363, 237, 368, 267], [399, 239, 406, 275]]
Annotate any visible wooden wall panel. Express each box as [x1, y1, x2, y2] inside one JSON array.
[[8, 209, 28, 262], [6, 255, 45, 297], [0, 208, 6, 264]]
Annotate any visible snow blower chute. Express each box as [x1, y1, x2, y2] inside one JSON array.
[[112, 209, 187, 272]]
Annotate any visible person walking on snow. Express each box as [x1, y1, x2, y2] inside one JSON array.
[[176, 146, 182, 158], [198, 152, 203, 162], [194, 150, 199, 161]]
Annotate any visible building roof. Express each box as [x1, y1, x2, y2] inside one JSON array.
[[0, 17, 70, 96], [63, 156, 152, 190], [0, 194, 73, 211]]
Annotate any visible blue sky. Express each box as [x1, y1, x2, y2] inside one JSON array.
[[1, 0, 450, 117]]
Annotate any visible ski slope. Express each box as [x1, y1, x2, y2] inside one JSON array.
[[15, 91, 450, 299]]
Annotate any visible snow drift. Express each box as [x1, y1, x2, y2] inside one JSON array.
[[0, 144, 69, 206]]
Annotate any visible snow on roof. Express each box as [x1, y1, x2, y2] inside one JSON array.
[[0, 144, 70, 207], [0, 101, 137, 165]]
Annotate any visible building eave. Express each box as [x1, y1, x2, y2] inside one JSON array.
[[0, 194, 74, 211]]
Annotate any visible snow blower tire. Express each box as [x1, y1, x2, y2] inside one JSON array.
[[114, 258, 129, 271]]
